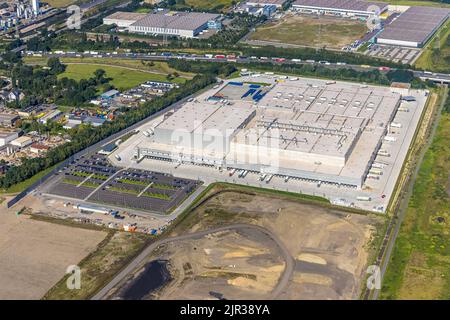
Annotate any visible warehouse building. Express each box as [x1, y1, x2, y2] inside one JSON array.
[[39, 110, 62, 124], [10, 135, 32, 148], [0, 130, 19, 147], [104, 11, 222, 38], [103, 11, 146, 29], [134, 77, 405, 188], [0, 113, 19, 127], [246, 0, 288, 8], [152, 101, 256, 157], [376, 6, 450, 47], [292, 0, 388, 17]]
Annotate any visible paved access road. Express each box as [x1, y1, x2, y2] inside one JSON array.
[[92, 223, 295, 300]]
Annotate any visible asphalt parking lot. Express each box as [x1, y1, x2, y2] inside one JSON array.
[[365, 44, 421, 65], [45, 154, 201, 214]]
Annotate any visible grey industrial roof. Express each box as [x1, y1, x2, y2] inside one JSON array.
[[0, 113, 18, 121], [377, 6, 450, 44], [0, 131, 18, 138], [247, 0, 288, 5], [292, 0, 388, 12], [104, 11, 146, 22], [131, 12, 220, 31]]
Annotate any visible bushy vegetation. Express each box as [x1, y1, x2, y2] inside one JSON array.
[[0, 57, 217, 190], [9, 57, 112, 109], [168, 60, 428, 88], [24, 7, 407, 70], [380, 94, 450, 299]]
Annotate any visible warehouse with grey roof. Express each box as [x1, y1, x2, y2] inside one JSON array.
[[132, 76, 416, 188], [104, 11, 222, 38], [292, 0, 388, 17], [376, 6, 450, 47]]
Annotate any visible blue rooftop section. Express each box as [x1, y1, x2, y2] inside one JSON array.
[[101, 142, 118, 153], [100, 89, 120, 99], [229, 81, 244, 86], [253, 90, 267, 102], [242, 88, 256, 99]]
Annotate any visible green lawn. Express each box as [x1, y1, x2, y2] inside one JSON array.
[[25, 57, 194, 77], [45, 0, 77, 8], [249, 14, 367, 50], [58, 63, 186, 91], [414, 20, 450, 72], [380, 110, 450, 299], [135, 7, 152, 13], [173, 0, 234, 11]]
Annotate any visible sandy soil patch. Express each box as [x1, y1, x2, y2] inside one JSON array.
[[0, 207, 106, 299]]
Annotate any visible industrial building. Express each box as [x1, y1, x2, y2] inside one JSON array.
[[0, 131, 19, 147], [104, 11, 222, 38], [0, 113, 19, 127], [133, 76, 409, 188], [292, 0, 388, 17], [39, 110, 62, 124], [246, 0, 288, 8], [10, 135, 32, 148], [103, 12, 146, 28], [239, 2, 278, 17], [30, 143, 50, 154], [376, 6, 450, 47]]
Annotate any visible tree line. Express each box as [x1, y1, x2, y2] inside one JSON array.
[[167, 59, 429, 88], [8, 57, 113, 109], [0, 60, 217, 189]]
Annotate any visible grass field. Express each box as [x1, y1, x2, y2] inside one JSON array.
[[380, 106, 450, 299], [414, 21, 450, 72], [172, 0, 234, 11], [249, 14, 368, 49], [45, 0, 77, 8], [23, 57, 192, 91], [57, 64, 186, 91], [24, 56, 194, 79]]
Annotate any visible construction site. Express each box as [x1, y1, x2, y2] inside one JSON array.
[[103, 186, 384, 300], [111, 74, 428, 213]]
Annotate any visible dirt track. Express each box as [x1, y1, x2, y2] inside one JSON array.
[[92, 223, 295, 300]]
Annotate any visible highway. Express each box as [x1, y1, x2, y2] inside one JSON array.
[[26, 50, 450, 84], [17, 48, 450, 300], [91, 223, 295, 300]]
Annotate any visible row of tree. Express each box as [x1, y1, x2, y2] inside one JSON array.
[[0, 61, 217, 189], [27, 8, 408, 70], [8, 57, 113, 109], [167, 59, 429, 88]]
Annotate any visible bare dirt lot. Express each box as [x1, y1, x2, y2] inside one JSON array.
[[110, 185, 385, 300], [249, 14, 368, 49], [0, 205, 107, 299]]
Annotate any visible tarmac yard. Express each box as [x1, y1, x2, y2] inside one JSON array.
[[105, 186, 384, 300], [43, 154, 201, 214]]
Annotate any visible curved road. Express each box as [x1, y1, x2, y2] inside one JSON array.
[[92, 223, 295, 300]]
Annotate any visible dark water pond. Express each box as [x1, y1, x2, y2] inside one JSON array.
[[121, 260, 171, 300]]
